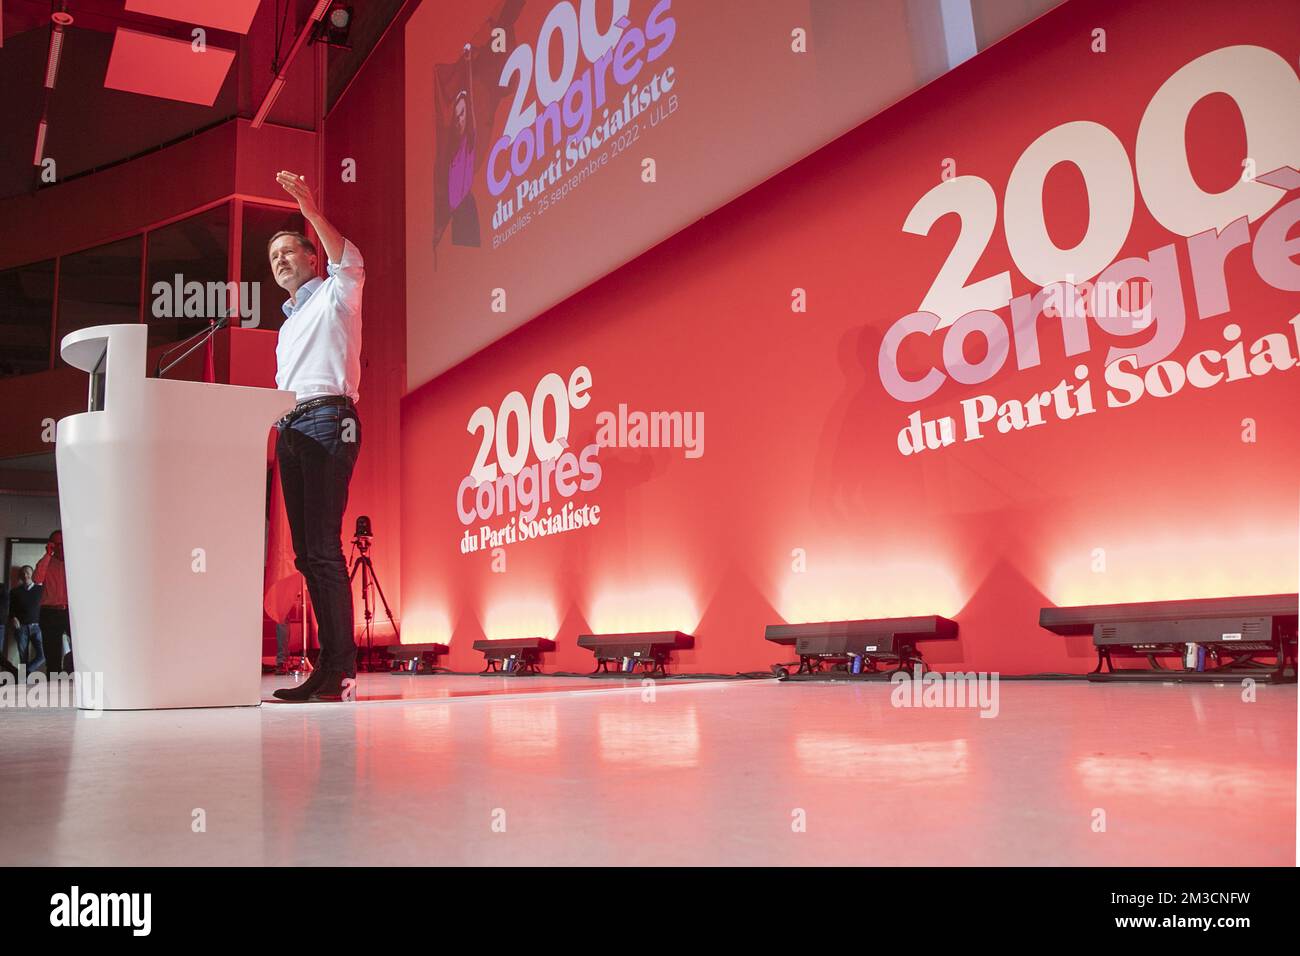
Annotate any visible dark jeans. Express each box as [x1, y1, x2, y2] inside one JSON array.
[[15, 622, 45, 672], [276, 402, 361, 676], [39, 607, 71, 674]]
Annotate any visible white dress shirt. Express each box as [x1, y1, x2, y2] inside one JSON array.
[[275, 238, 364, 403]]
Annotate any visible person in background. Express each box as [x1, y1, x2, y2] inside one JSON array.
[[33, 531, 72, 674], [275, 619, 291, 676], [9, 565, 45, 676]]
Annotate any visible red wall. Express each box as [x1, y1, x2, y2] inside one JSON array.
[[398, 0, 1300, 674], [318, 8, 413, 636]]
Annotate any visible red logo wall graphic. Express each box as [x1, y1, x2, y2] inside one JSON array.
[[400, 0, 1300, 675]]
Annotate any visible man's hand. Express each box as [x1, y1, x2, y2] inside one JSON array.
[[275, 171, 344, 265], [277, 171, 321, 219]]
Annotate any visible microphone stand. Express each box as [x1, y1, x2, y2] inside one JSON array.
[[156, 317, 229, 378]]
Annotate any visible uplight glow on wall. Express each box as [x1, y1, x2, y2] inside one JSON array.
[[774, 556, 966, 624], [399, 604, 453, 646], [585, 582, 700, 635], [1045, 527, 1298, 607], [482, 596, 560, 641]]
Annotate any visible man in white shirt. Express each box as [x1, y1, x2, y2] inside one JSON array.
[[268, 170, 363, 703]]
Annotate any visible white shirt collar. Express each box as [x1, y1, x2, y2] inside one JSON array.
[[283, 276, 324, 319]]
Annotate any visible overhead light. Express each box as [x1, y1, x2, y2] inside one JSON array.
[[764, 616, 959, 679], [576, 631, 694, 677]]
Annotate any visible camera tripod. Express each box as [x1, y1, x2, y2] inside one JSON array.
[[348, 533, 399, 672]]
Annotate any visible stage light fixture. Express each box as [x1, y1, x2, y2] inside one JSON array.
[[312, 2, 354, 48], [576, 631, 694, 677], [387, 642, 450, 675], [472, 637, 556, 675], [764, 615, 958, 679], [1039, 593, 1298, 682]]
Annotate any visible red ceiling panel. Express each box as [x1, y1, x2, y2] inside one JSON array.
[[124, 0, 263, 35], [104, 28, 235, 106]]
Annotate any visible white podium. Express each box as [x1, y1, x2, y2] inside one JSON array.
[[56, 324, 295, 709]]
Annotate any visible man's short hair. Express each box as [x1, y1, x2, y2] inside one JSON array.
[[267, 230, 317, 258], [20, 565, 33, 574]]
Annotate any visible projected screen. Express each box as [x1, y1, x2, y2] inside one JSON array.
[[404, 0, 1049, 391]]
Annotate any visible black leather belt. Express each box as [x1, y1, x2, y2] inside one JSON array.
[[277, 395, 354, 428]]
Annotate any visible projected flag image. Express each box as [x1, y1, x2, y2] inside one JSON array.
[[432, 0, 525, 250]]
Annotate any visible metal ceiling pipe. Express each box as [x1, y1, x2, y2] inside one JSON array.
[[34, 7, 73, 166], [251, 0, 333, 129]]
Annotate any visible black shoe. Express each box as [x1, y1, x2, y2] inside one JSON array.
[[272, 669, 357, 702], [272, 667, 327, 702], [314, 671, 358, 701]]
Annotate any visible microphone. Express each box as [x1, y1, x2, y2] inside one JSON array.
[[155, 315, 231, 379]]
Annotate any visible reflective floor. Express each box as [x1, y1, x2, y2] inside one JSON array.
[[0, 674, 1294, 865]]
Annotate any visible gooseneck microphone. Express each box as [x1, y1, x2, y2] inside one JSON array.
[[155, 315, 231, 379]]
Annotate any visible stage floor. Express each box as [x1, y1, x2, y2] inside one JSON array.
[[0, 674, 1293, 866]]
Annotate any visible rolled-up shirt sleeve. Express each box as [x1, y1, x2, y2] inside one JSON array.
[[327, 239, 365, 316]]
